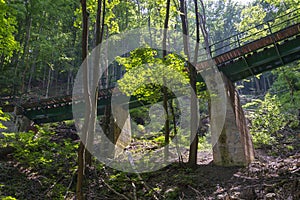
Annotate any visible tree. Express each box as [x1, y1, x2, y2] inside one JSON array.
[[0, 0, 19, 60], [76, 0, 89, 199], [178, 0, 199, 167], [162, 0, 171, 161], [86, 0, 105, 167], [0, 0, 81, 96]]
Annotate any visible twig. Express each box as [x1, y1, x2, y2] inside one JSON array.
[[188, 185, 204, 198], [291, 167, 299, 174], [100, 177, 131, 200], [179, 192, 185, 200], [64, 170, 76, 199], [132, 182, 137, 200]]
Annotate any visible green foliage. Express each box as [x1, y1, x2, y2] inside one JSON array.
[[0, 0, 19, 59], [0, 125, 78, 198], [1, 197, 17, 200], [11, 129, 78, 173], [0, 108, 9, 130], [264, 0, 300, 15], [270, 63, 300, 121], [249, 94, 288, 147], [237, 5, 268, 42], [0, 0, 81, 95], [74, 0, 120, 33], [153, 135, 165, 144], [243, 98, 263, 110], [117, 48, 189, 103], [198, 133, 212, 151]]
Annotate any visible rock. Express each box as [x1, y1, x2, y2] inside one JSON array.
[[164, 187, 179, 199], [265, 193, 276, 200], [217, 193, 230, 200], [230, 192, 241, 200]]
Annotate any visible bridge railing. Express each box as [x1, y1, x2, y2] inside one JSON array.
[[208, 8, 300, 58]]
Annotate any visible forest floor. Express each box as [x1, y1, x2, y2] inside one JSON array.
[[0, 126, 299, 200]]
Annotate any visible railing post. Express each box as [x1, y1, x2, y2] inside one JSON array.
[[267, 21, 273, 35], [268, 20, 285, 66], [236, 34, 241, 48]]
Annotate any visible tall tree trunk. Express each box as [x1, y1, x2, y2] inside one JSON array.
[[67, 70, 71, 95], [100, 0, 115, 157], [148, 14, 152, 47], [86, 0, 104, 167], [179, 0, 190, 61], [27, 18, 44, 93], [67, 7, 78, 96], [198, 0, 210, 56], [45, 66, 52, 98], [12, 19, 25, 96], [76, 0, 90, 199], [20, 2, 32, 94], [186, 0, 207, 167], [42, 64, 46, 89], [169, 100, 182, 163], [162, 0, 171, 162], [27, 58, 36, 93], [179, 0, 198, 167]]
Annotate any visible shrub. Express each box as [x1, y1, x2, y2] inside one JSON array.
[[248, 94, 288, 148]]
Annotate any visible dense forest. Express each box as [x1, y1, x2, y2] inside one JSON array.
[[0, 0, 299, 199]]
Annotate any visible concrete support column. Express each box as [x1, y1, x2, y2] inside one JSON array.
[[212, 73, 254, 166], [112, 104, 131, 158], [100, 104, 131, 158]]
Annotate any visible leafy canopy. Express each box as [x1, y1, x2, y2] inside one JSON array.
[[116, 48, 189, 103]]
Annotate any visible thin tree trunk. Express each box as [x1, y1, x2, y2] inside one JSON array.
[[162, 0, 171, 162], [45, 67, 51, 98], [198, 0, 210, 56], [86, 0, 104, 167], [169, 100, 182, 163], [20, 6, 32, 94], [76, 142, 85, 200], [103, 27, 114, 157], [67, 7, 78, 96], [67, 70, 71, 95], [263, 75, 267, 93], [186, 0, 205, 167], [179, 0, 190, 61], [180, 0, 198, 167], [76, 0, 90, 199], [42, 64, 47, 89], [12, 22, 24, 96], [28, 19, 44, 93], [27, 62, 35, 92], [148, 14, 152, 47]]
